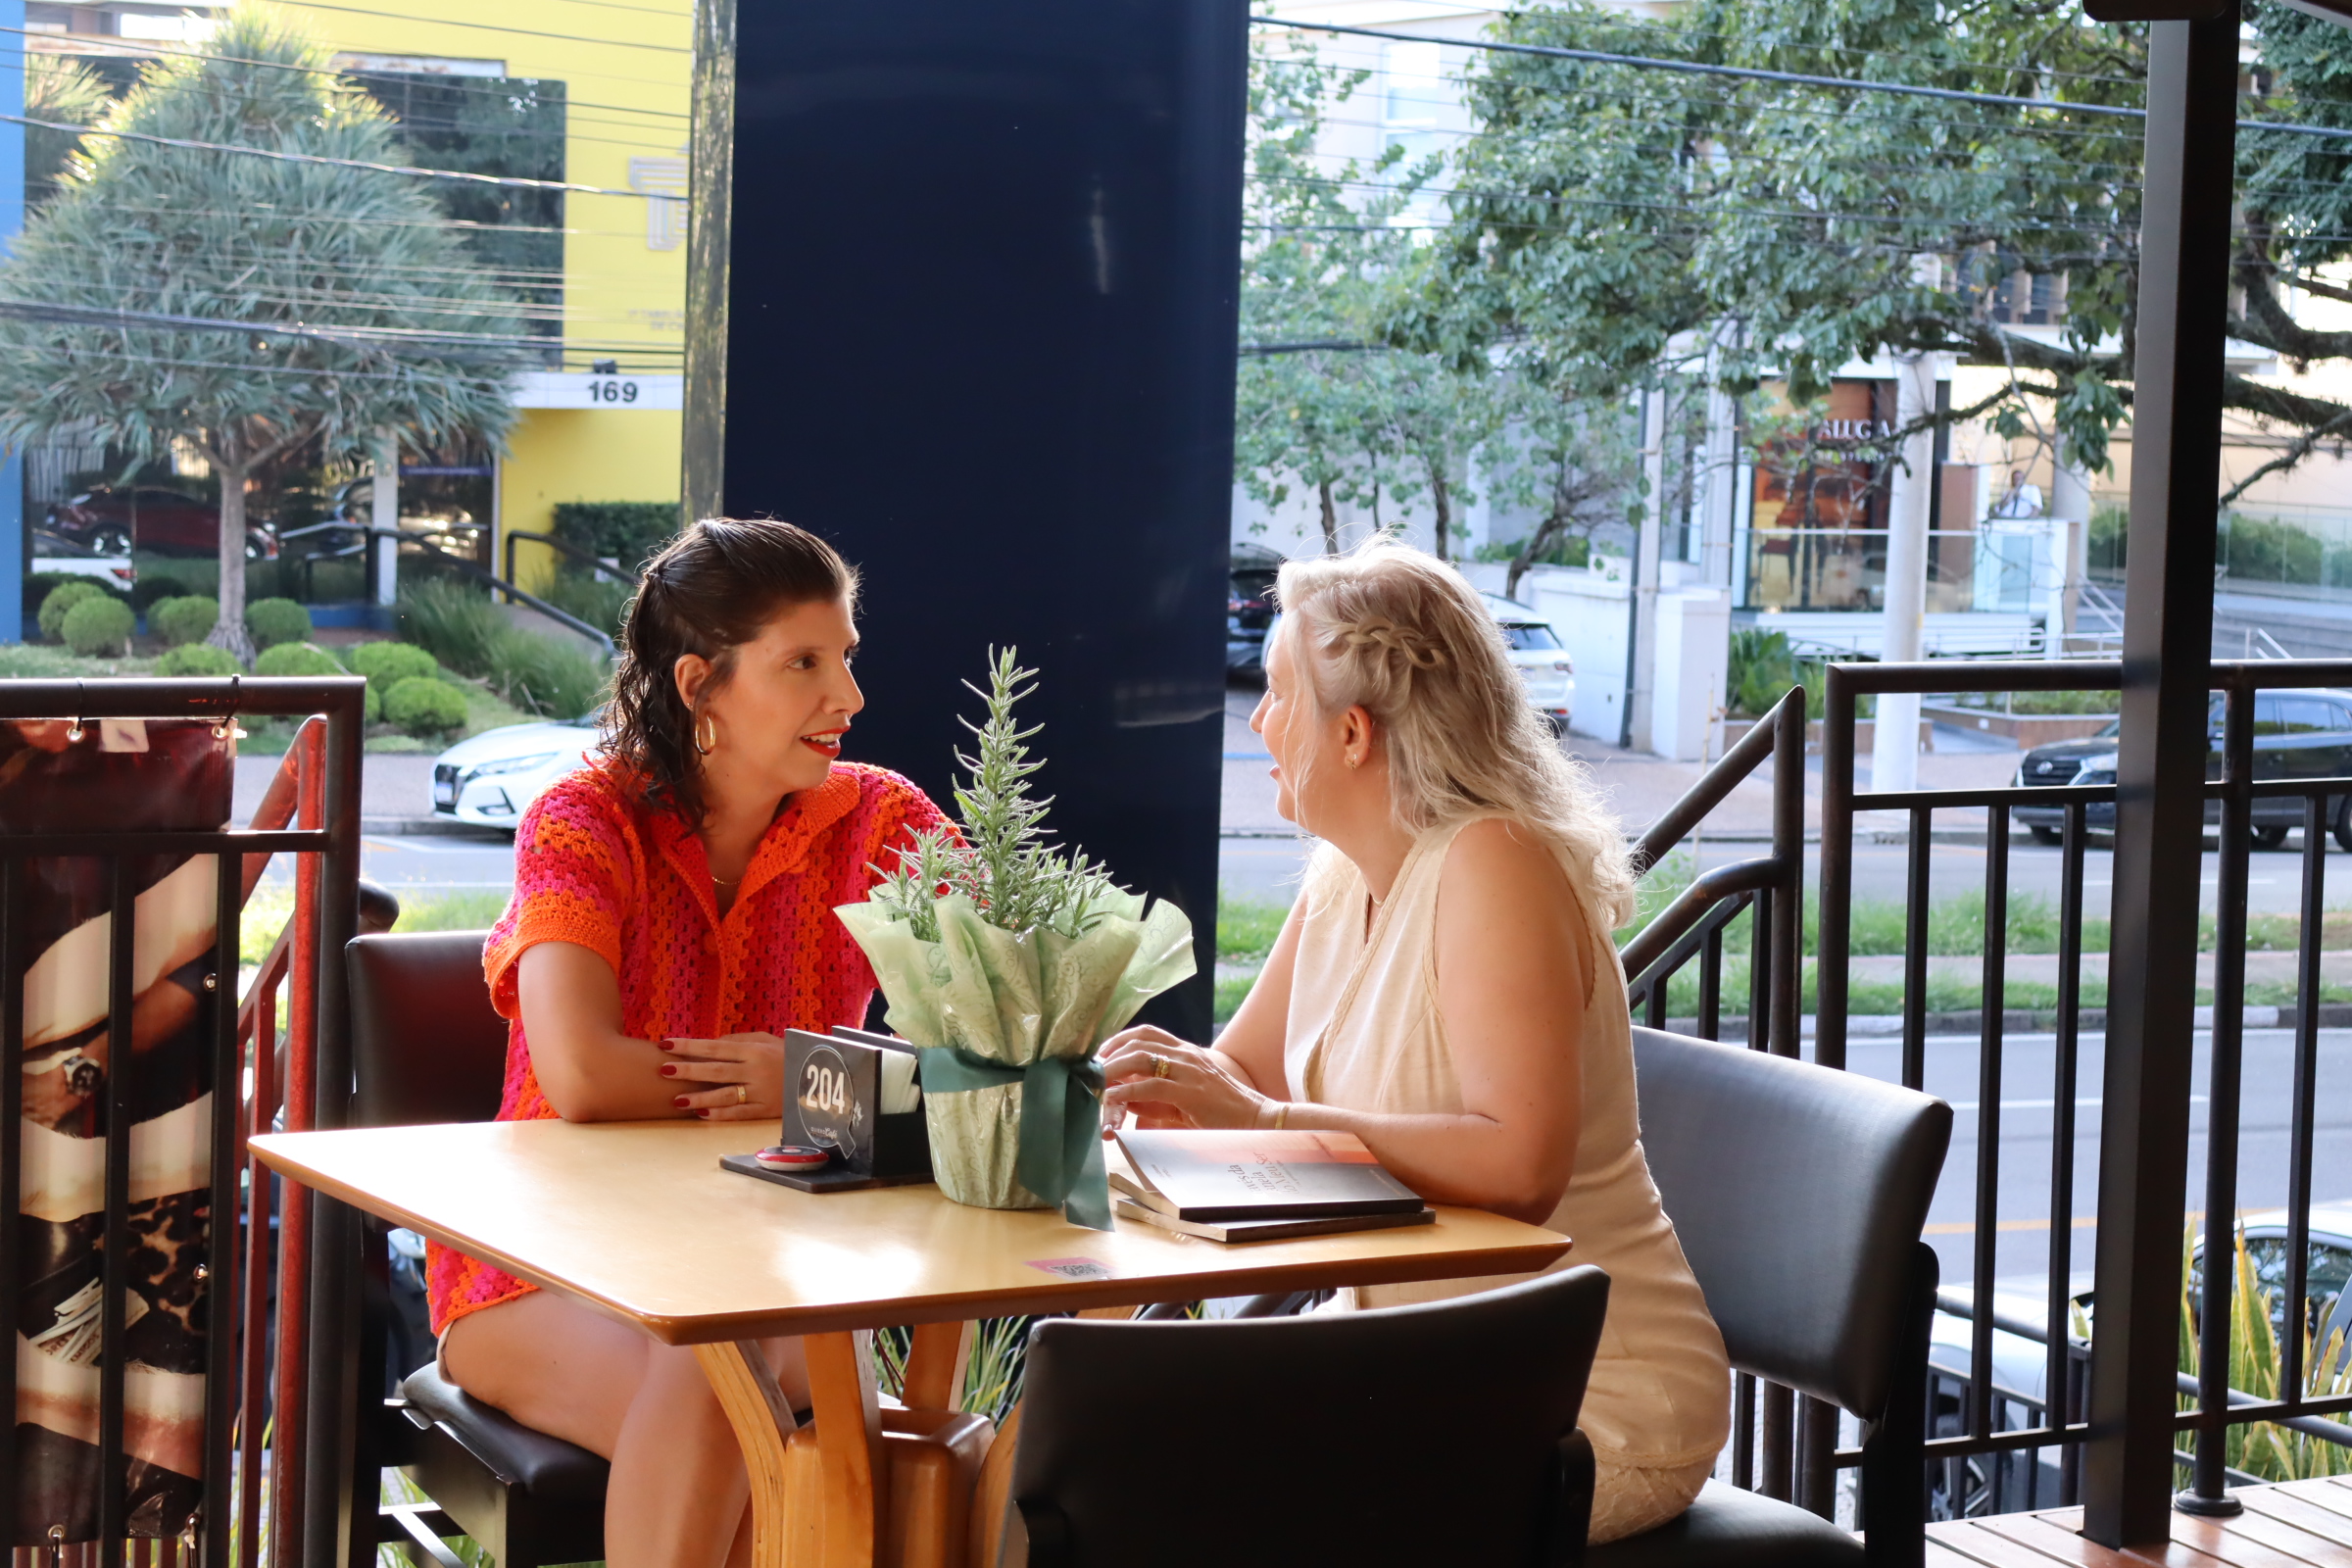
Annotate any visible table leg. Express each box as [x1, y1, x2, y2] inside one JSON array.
[[806, 1329, 887, 1568], [693, 1341, 799, 1568], [900, 1322, 973, 1412]]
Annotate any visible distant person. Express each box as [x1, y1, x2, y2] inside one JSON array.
[[1992, 467, 2044, 518], [430, 518, 948, 1568], [1100, 540, 1729, 1544]]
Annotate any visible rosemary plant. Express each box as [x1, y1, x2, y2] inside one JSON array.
[[868, 647, 1124, 942]]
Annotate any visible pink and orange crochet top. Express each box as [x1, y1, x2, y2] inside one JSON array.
[[425, 757, 948, 1334]]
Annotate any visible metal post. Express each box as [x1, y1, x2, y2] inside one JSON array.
[[2183, 676, 2253, 1513], [2080, 2, 2239, 1544]]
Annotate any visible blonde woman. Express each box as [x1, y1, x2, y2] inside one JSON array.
[[1100, 540, 1729, 1544]]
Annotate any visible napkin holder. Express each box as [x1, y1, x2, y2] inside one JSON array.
[[721, 1025, 934, 1194]]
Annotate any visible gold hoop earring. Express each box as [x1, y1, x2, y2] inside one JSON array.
[[694, 711, 716, 757]]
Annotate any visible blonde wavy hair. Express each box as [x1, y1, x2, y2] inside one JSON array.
[[1275, 540, 1636, 930]]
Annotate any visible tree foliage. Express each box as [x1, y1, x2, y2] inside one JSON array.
[[0, 4, 522, 658], [1416, 0, 2352, 489]]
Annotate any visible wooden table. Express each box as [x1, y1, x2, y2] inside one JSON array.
[[252, 1119, 1570, 1568]]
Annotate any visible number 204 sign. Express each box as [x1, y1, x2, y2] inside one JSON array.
[[784, 1030, 877, 1168]]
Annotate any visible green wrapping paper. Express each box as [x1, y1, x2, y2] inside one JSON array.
[[834, 890, 1195, 1227]]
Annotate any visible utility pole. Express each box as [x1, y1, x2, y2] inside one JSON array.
[[1628, 382, 1666, 752], [1871, 352, 1936, 792]]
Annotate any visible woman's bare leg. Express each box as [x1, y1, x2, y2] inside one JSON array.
[[443, 1294, 809, 1568]]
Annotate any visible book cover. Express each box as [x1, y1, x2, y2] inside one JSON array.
[[1113, 1129, 1424, 1220], [1112, 1198, 1436, 1245]]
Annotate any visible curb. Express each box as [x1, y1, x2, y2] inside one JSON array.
[[1660, 1004, 2352, 1041], [360, 816, 513, 840]]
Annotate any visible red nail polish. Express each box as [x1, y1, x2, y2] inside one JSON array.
[[659, 1040, 675, 1051], [660, 1064, 677, 1078], [673, 1096, 689, 1109], [696, 1109, 710, 1118]]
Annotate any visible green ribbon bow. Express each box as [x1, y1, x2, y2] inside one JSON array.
[[916, 1047, 1111, 1231]]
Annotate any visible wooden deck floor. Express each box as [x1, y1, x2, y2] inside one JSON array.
[[1929, 1478, 2352, 1568]]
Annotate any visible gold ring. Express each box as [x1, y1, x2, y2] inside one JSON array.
[[735, 1084, 748, 1106], [1152, 1055, 1171, 1079]]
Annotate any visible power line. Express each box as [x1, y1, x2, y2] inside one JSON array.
[[1250, 16, 2352, 145], [277, 1, 688, 55], [0, 107, 659, 195]]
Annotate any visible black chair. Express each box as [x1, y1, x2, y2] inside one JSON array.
[[349, 929, 611, 1568], [1007, 1264, 1613, 1568], [1589, 1029, 1954, 1568]]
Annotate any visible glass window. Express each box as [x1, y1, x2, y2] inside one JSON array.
[[2278, 697, 2337, 734], [1499, 622, 1562, 651], [2252, 694, 2287, 736]]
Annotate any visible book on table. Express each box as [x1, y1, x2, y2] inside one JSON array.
[[1110, 1128, 1430, 1227], [1109, 1196, 1436, 1244]]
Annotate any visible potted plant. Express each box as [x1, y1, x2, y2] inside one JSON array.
[[834, 649, 1194, 1229]]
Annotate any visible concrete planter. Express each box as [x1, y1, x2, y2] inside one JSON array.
[[1920, 704, 2116, 745]]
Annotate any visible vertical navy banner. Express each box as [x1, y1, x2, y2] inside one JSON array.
[[723, 0, 1247, 1038]]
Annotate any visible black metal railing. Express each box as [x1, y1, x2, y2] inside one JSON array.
[[501, 528, 640, 591], [279, 521, 616, 657], [1815, 658, 2352, 1519]]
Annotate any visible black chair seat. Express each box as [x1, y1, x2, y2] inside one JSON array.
[[1591, 1481, 1867, 1568], [396, 1365, 609, 1568]]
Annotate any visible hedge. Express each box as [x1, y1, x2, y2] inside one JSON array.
[[551, 501, 677, 572], [61, 595, 135, 656], [38, 581, 108, 641], [149, 595, 220, 648], [349, 639, 440, 695], [384, 674, 468, 736], [254, 641, 346, 678], [158, 644, 242, 677], [247, 597, 313, 650]]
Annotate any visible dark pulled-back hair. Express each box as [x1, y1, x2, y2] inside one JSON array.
[[603, 517, 858, 824]]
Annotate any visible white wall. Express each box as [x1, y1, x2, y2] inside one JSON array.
[[1521, 563, 1631, 744], [1652, 588, 1732, 761]]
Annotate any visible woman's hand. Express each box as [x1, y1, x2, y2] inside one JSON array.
[[660, 1032, 785, 1121], [1099, 1025, 1273, 1131]]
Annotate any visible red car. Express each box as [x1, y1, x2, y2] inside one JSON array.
[[47, 485, 277, 560]]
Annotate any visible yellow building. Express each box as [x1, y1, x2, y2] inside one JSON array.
[[31, 0, 692, 593]]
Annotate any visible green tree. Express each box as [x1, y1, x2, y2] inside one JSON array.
[[1415, 0, 2352, 491], [0, 5, 520, 659]]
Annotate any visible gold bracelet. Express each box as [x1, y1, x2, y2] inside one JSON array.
[[1272, 1102, 1289, 1130]]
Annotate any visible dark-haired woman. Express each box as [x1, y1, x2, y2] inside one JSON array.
[[427, 519, 948, 1568]]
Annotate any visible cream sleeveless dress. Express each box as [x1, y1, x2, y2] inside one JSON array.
[[1285, 816, 1730, 1544]]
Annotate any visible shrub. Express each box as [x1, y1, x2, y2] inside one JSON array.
[[254, 641, 347, 678], [396, 579, 604, 721], [551, 500, 676, 573], [37, 580, 107, 641], [349, 639, 440, 695], [246, 597, 313, 650], [158, 643, 242, 677], [129, 575, 189, 612], [61, 594, 134, 656], [384, 674, 468, 736], [149, 595, 220, 647]]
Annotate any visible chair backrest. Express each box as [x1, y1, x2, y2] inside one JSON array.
[[1009, 1265, 1610, 1568], [348, 930, 507, 1128], [1632, 1027, 1952, 1420]]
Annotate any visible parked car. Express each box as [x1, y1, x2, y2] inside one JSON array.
[[1259, 593, 1575, 731], [2012, 689, 2352, 849], [30, 527, 136, 590], [431, 718, 599, 829], [47, 484, 277, 560], [1482, 592, 1575, 733], [1226, 545, 1283, 676]]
